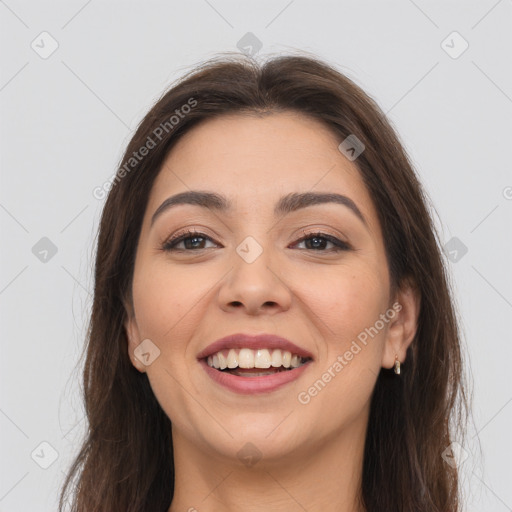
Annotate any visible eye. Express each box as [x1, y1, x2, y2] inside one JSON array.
[[161, 229, 218, 252], [161, 229, 351, 253], [291, 231, 351, 252]]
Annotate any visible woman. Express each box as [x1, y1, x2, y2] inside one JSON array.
[[60, 51, 469, 511]]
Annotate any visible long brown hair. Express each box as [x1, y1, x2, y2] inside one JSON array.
[[59, 51, 469, 511]]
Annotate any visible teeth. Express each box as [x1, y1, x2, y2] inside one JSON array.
[[227, 349, 238, 369], [238, 348, 254, 368], [206, 348, 308, 370], [291, 354, 301, 368], [271, 349, 282, 367], [254, 349, 271, 368], [218, 351, 228, 370]]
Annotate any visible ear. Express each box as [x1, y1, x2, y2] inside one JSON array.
[[381, 277, 421, 370], [123, 300, 147, 374]]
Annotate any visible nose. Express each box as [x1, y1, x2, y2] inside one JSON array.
[[217, 241, 292, 315]]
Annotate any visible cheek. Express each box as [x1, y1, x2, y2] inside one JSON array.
[[292, 268, 389, 433], [131, 259, 204, 348], [130, 261, 209, 432], [298, 262, 389, 345]]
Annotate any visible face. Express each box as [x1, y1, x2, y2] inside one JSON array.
[[125, 112, 414, 466]]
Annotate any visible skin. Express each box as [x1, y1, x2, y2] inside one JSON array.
[[124, 112, 420, 512]]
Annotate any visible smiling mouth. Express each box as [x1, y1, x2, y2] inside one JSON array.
[[204, 347, 312, 377]]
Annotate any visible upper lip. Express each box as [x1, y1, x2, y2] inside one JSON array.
[[197, 333, 314, 361]]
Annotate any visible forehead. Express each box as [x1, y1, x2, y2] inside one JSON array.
[[145, 112, 378, 228]]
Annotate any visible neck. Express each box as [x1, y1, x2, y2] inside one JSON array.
[[168, 413, 368, 512]]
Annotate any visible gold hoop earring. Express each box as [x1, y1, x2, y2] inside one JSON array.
[[394, 355, 401, 375]]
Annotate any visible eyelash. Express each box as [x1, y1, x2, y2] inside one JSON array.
[[161, 229, 351, 253]]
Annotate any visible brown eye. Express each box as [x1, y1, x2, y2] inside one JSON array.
[[292, 231, 351, 252], [162, 230, 218, 251]]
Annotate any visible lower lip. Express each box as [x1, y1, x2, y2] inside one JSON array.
[[199, 359, 312, 394]]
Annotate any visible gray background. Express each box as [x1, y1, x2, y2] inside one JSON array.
[[1, 1, 511, 510]]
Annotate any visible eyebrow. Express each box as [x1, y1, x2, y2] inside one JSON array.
[[150, 190, 368, 227]]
